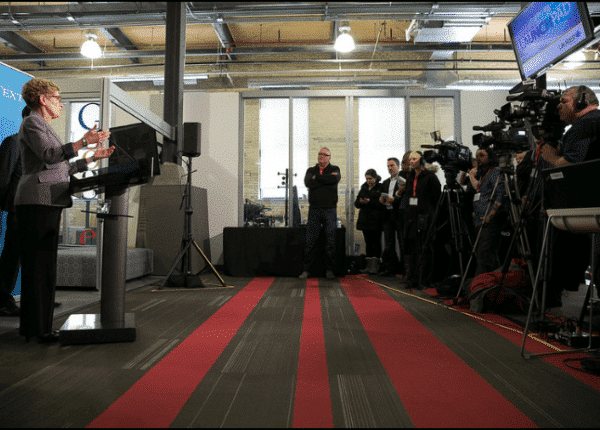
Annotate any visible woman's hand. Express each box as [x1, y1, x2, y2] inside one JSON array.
[[93, 144, 116, 160], [84, 125, 111, 148]]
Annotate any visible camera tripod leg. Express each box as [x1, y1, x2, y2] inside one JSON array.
[[158, 240, 194, 290], [416, 184, 472, 290], [192, 240, 227, 287], [447, 189, 473, 281], [455, 173, 504, 299], [493, 171, 539, 310]]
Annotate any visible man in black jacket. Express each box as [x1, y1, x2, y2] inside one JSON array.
[[378, 157, 406, 276], [401, 152, 441, 289], [299, 147, 341, 279], [0, 106, 30, 317]]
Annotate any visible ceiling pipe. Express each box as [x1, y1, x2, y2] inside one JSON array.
[[0, 42, 514, 63]]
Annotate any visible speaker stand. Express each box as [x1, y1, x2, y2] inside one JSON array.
[[155, 156, 229, 291]]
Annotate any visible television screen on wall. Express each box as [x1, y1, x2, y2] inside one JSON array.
[[508, 2, 595, 81]]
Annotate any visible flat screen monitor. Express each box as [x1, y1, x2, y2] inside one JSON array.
[[508, 2, 595, 81], [108, 122, 160, 176]]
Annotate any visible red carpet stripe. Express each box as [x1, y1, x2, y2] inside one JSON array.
[[341, 276, 536, 428], [87, 277, 275, 429], [293, 278, 333, 428]]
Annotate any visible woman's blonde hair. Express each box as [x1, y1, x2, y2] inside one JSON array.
[[21, 78, 60, 110]]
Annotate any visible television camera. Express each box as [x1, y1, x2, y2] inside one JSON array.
[[243, 199, 282, 227], [422, 131, 473, 174], [472, 86, 565, 154]]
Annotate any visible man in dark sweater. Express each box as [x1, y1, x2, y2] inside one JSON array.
[[0, 106, 30, 316], [299, 147, 341, 279]]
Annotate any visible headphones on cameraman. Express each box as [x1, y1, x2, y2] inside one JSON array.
[[576, 85, 589, 111]]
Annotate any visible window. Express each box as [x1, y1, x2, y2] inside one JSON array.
[[258, 98, 309, 199], [358, 98, 405, 179]]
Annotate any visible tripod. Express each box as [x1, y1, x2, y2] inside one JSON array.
[[157, 155, 228, 290], [416, 168, 473, 287], [455, 153, 536, 307]]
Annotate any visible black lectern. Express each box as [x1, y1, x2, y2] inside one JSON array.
[[59, 124, 159, 345]]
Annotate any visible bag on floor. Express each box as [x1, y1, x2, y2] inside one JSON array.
[[468, 258, 532, 313]]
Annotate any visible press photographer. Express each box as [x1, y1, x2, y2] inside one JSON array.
[[418, 133, 474, 287], [401, 151, 441, 290], [536, 85, 600, 308], [465, 148, 506, 277], [457, 85, 563, 304]]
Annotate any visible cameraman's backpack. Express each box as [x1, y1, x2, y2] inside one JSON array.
[[467, 259, 532, 313]]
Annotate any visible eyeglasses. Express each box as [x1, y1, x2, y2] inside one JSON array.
[[318, 152, 330, 157], [46, 94, 62, 103]]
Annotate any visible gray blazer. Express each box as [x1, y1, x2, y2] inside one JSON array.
[[14, 111, 88, 208]]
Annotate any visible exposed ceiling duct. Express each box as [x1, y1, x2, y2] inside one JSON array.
[[412, 19, 488, 43], [0, 2, 599, 91]]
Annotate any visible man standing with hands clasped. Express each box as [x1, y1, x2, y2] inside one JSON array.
[[378, 157, 406, 276], [299, 147, 341, 280]]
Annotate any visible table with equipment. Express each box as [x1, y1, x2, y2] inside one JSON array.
[[224, 227, 346, 277]]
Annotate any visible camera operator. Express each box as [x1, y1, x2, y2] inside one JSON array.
[[466, 148, 506, 277], [400, 151, 441, 289], [536, 85, 600, 307], [538, 85, 600, 167]]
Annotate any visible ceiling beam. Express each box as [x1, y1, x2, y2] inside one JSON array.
[[0, 30, 45, 67], [98, 28, 141, 64]]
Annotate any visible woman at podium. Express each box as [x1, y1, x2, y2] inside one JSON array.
[[14, 78, 114, 343]]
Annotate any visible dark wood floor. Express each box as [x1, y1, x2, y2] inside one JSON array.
[[0, 273, 599, 428]]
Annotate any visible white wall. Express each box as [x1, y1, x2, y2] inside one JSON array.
[[183, 92, 240, 265], [460, 90, 510, 153]]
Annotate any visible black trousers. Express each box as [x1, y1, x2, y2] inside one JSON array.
[[381, 210, 403, 273], [404, 231, 433, 287], [474, 221, 501, 278], [548, 228, 591, 293], [303, 208, 337, 271], [362, 229, 382, 258], [16, 205, 63, 339], [0, 211, 21, 305]]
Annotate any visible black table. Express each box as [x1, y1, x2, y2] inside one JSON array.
[[224, 227, 346, 277]]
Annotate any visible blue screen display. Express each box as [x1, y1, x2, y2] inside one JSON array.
[[509, 2, 591, 79], [0, 62, 32, 298]]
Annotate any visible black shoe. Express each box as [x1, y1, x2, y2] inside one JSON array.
[[379, 270, 394, 277], [37, 331, 60, 344], [0, 302, 20, 317], [54, 302, 61, 308]]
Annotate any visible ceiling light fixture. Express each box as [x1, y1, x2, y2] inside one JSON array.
[[80, 33, 102, 59], [334, 22, 355, 53]]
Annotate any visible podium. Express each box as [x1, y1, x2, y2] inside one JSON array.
[[59, 159, 154, 345]]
